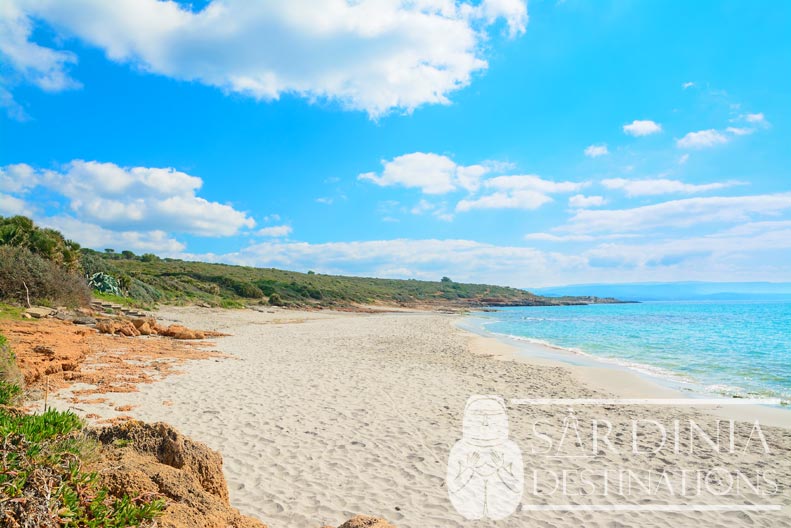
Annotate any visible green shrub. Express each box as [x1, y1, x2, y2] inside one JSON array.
[[0, 246, 91, 307], [0, 381, 21, 405], [0, 408, 165, 526], [268, 292, 285, 306]]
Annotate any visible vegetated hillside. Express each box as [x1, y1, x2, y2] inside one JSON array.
[[81, 248, 620, 309], [0, 215, 620, 310]]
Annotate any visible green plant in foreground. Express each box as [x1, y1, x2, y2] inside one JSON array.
[[0, 380, 21, 405], [0, 408, 165, 526]]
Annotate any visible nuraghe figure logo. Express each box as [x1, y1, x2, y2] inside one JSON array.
[[447, 395, 524, 520]]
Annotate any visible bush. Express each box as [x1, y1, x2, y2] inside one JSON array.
[[268, 292, 285, 306], [0, 334, 23, 402], [0, 246, 91, 307]]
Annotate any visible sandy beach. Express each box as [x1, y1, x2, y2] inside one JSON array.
[[48, 307, 791, 527]]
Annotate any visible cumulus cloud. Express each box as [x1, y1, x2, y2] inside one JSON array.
[[623, 120, 662, 137], [0, 160, 256, 250], [601, 177, 744, 197], [3, 0, 527, 117], [455, 174, 585, 212], [568, 194, 605, 208], [256, 225, 293, 237], [360, 152, 586, 213], [676, 129, 729, 149], [584, 144, 608, 157], [359, 152, 489, 194], [45, 161, 255, 236]]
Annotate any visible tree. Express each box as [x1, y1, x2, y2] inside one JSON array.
[[0, 215, 82, 271], [441, 276, 453, 283]]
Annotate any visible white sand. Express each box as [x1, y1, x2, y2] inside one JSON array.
[[50, 307, 791, 527]]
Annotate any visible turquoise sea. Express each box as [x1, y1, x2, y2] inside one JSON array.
[[467, 301, 791, 402]]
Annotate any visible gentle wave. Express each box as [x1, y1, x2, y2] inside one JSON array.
[[495, 331, 697, 388], [473, 301, 791, 403]]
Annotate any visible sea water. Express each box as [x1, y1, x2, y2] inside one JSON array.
[[469, 301, 791, 402]]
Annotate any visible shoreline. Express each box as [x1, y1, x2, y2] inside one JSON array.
[[457, 314, 791, 429], [44, 307, 791, 527]]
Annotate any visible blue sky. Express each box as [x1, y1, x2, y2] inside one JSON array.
[[1, 0, 790, 287]]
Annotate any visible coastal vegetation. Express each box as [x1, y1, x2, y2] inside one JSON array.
[[0, 332, 167, 526], [0, 215, 616, 310]]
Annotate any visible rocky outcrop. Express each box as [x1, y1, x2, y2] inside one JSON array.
[[88, 421, 266, 528], [94, 316, 227, 340], [336, 515, 397, 528]]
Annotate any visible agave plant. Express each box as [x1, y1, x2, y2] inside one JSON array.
[[87, 271, 123, 295]]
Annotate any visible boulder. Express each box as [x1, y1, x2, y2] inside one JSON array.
[[72, 316, 97, 325], [25, 307, 54, 319], [160, 324, 205, 340], [96, 320, 141, 337]]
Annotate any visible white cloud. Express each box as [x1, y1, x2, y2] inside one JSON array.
[[0, 1, 80, 92], [256, 225, 293, 237], [409, 199, 453, 220], [456, 190, 552, 212], [186, 238, 582, 287], [1, 160, 256, 237], [0, 192, 32, 216], [584, 222, 791, 269], [744, 112, 766, 124], [678, 154, 690, 165], [524, 232, 635, 242], [483, 175, 586, 193], [359, 152, 489, 194], [725, 126, 754, 136], [601, 177, 744, 197], [5, 0, 527, 117], [676, 129, 729, 149], [360, 152, 586, 213], [0, 86, 28, 121], [178, 219, 791, 287], [584, 144, 609, 157], [42, 216, 185, 253], [682, 81, 695, 89], [563, 193, 791, 234], [0, 163, 38, 192], [568, 194, 605, 208], [623, 120, 662, 137]]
